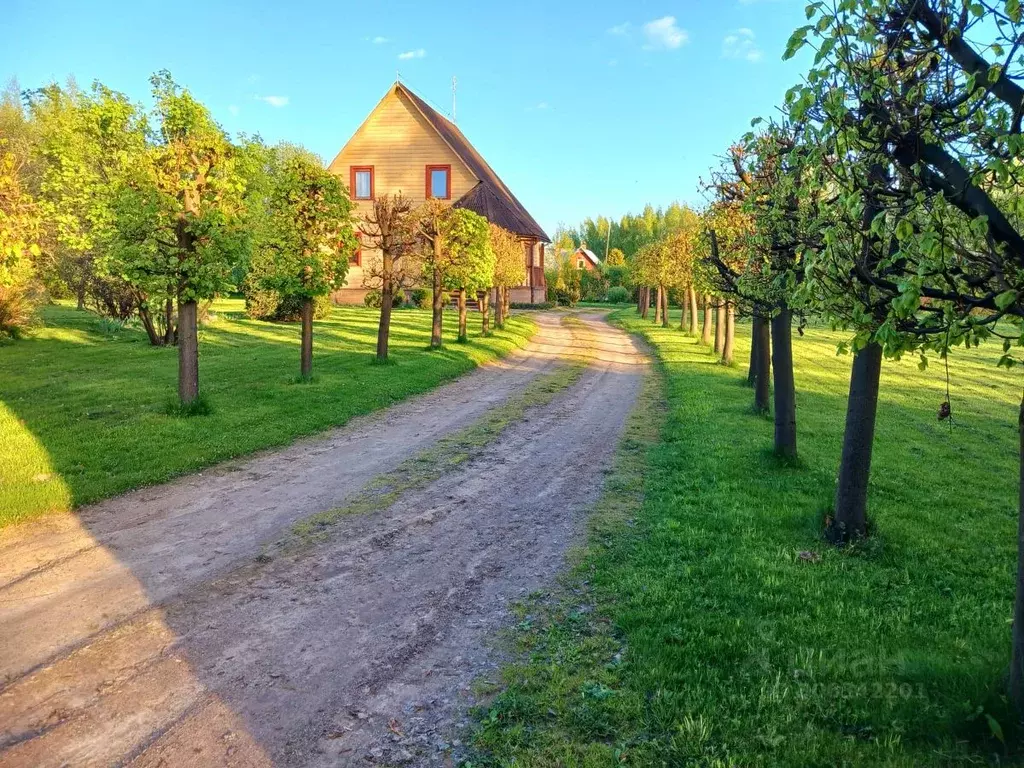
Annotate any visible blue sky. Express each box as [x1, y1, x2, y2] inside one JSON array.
[[5, 0, 811, 238]]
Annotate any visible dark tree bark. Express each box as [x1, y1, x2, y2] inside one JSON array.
[[502, 287, 510, 321], [300, 296, 314, 378], [688, 286, 699, 335], [661, 286, 669, 328], [376, 279, 393, 362], [680, 289, 688, 331], [827, 341, 884, 544], [753, 313, 771, 414], [1012, 390, 1024, 710], [138, 301, 162, 347], [76, 280, 87, 310], [430, 264, 443, 349], [162, 297, 175, 346], [701, 294, 713, 345], [636, 286, 644, 315], [771, 305, 797, 459], [747, 317, 759, 386], [177, 297, 199, 405], [654, 285, 664, 325], [640, 287, 650, 319], [494, 287, 504, 328], [480, 290, 490, 335], [457, 288, 468, 342], [722, 301, 735, 364], [714, 299, 726, 355]]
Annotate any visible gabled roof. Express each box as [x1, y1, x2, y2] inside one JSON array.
[[396, 83, 550, 242], [575, 247, 601, 266]]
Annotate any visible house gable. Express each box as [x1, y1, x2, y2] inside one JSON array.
[[327, 86, 478, 214]]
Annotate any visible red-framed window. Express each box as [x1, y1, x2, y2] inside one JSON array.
[[350, 231, 362, 266], [425, 164, 451, 200], [350, 166, 374, 200]]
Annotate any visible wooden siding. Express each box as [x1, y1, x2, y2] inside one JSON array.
[[328, 88, 477, 290]]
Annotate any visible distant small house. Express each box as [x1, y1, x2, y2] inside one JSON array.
[[327, 82, 551, 304], [573, 247, 602, 272]]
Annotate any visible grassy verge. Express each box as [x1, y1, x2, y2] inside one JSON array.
[[0, 300, 535, 528], [469, 308, 1020, 766]]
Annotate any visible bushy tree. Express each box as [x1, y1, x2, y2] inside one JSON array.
[[249, 149, 355, 378], [361, 193, 418, 361], [490, 223, 526, 329], [0, 142, 43, 337], [104, 72, 246, 406], [418, 201, 492, 347]]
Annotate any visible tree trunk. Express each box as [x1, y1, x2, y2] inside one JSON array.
[[1011, 390, 1024, 711], [457, 288, 468, 342], [376, 281, 393, 362], [503, 286, 510, 320], [688, 287, 699, 335], [722, 302, 735, 364], [714, 299, 726, 355], [138, 302, 162, 347], [494, 287, 504, 328], [753, 313, 771, 414], [177, 297, 199, 405], [76, 280, 86, 310], [480, 291, 490, 335], [640, 287, 650, 319], [680, 289, 688, 331], [661, 286, 669, 328], [827, 341, 883, 544], [701, 294, 713, 345], [163, 297, 175, 346], [636, 287, 644, 315], [748, 317, 759, 386], [654, 285, 664, 325], [300, 296, 314, 378], [771, 305, 797, 459], [430, 266, 443, 348]]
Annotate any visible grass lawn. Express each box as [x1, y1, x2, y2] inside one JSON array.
[[0, 300, 534, 529], [471, 308, 1022, 766]]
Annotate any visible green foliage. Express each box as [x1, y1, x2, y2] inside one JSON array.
[[606, 286, 629, 304], [410, 288, 431, 309], [489, 223, 527, 289], [248, 149, 355, 303], [363, 289, 383, 309], [0, 142, 43, 336], [421, 203, 494, 293], [101, 71, 246, 306]]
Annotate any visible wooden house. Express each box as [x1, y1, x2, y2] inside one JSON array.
[[327, 82, 551, 304], [572, 246, 601, 272]]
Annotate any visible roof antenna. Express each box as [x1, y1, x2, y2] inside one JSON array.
[[396, 70, 401, 84], [451, 76, 457, 123]]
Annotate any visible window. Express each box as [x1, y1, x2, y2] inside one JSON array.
[[350, 231, 362, 266], [577, 258, 586, 270], [350, 166, 374, 200], [425, 164, 451, 199]]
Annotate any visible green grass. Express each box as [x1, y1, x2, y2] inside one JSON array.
[[470, 308, 1021, 766], [0, 300, 534, 529]]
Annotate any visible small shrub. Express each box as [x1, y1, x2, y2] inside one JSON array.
[[607, 286, 630, 304], [0, 280, 44, 339], [510, 301, 555, 310], [96, 316, 129, 337], [364, 289, 383, 309], [410, 288, 431, 309], [245, 289, 331, 321]]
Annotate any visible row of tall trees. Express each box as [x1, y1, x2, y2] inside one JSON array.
[[659, 0, 1024, 714]]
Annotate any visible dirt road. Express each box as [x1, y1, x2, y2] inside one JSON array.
[[0, 311, 647, 767]]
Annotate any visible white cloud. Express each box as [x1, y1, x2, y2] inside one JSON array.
[[526, 101, 550, 112], [371, 35, 389, 44], [722, 28, 763, 62], [398, 48, 426, 60], [227, 104, 239, 116], [642, 16, 688, 50], [607, 22, 631, 36], [256, 95, 289, 108]]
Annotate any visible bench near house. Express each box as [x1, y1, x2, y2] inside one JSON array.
[[327, 82, 551, 304]]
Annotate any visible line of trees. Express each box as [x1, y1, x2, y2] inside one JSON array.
[[627, 0, 1024, 716], [1, 73, 529, 402]]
